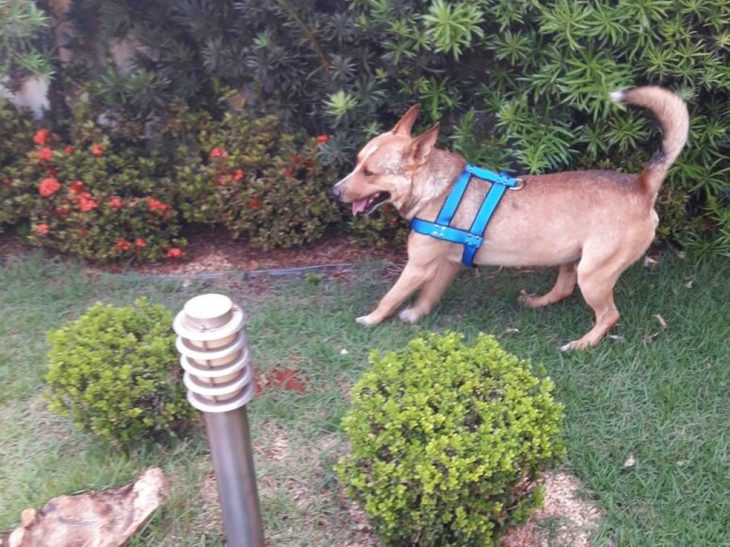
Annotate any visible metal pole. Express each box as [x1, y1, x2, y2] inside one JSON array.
[[173, 294, 265, 547]]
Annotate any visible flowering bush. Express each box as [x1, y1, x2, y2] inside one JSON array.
[[174, 111, 342, 249], [1, 102, 347, 260], [3, 115, 186, 262]]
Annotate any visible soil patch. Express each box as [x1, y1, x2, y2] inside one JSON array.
[[0, 227, 402, 276], [500, 471, 602, 547]]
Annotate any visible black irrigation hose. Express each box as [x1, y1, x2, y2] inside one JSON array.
[[97, 262, 356, 282]]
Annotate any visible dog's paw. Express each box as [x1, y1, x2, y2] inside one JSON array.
[[559, 341, 577, 352], [519, 290, 545, 308], [355, 315, 377, 327], [518, 290, 535, 305], [560, 339, 590, 352], [398, 308, 420, 324]]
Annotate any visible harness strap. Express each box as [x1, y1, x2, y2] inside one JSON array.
[[462, 182, 509, 265], [410, 218, 483, 248], [410, 164, 518, 267], [435, 170, 471, 225]]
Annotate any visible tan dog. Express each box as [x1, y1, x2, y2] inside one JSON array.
[[332, 87, 688, 350]]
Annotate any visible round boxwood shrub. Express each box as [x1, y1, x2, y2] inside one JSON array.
[[337, 332, 565, 546], [45, 298, 195, 447]]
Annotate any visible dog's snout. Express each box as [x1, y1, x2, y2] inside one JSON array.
[[331, 185, 342, 199]]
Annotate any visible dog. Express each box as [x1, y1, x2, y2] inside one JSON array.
[[332, 86, 688, 350]]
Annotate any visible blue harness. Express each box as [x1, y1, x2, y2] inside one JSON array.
[[410, 164, 520, 267]]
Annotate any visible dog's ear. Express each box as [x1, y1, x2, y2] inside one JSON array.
[[392, 104, 422, 136], [407, 123, 440, 166]]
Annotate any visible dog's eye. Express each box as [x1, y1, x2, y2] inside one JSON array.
[[362, 168, 375, 177]]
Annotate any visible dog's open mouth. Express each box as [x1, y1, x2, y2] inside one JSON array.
[[351, 192, 390, 216]]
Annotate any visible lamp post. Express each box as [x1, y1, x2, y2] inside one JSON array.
[[173, 294, 264, 547]]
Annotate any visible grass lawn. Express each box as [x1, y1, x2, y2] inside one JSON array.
[[1, 251, 728, 545]]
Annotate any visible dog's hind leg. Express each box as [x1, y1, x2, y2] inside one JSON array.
[[519, 262, 577, 308], [562, 224, 656, 350], [560, 253, 630, 351], [399, 260, 461, 323]]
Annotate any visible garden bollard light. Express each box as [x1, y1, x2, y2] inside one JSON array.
[[173, 294, 264, 547]]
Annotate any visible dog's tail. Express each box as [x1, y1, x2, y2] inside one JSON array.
[[609, 86, 689, 205]]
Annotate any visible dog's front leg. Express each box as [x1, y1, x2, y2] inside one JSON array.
[[356, 260, 434, 326], [398, 260, 461, 323]]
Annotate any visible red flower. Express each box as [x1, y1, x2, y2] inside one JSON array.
[[91, 143, 104, 157], [165, 247, 183, 258], [78, 192, 98, 212], [2, 178, 11, 187], [209, 147, 228, 159], [56, 207, 69, 218], [64, 145, 75, 155], [114, 238, 132, 252], [231, 169, 245, 183], [248, 196, 262, 209], [135, 238, 146, 249], [36, 223, 50, 236], [39, 177, 61, 197], [215, 174, 228, 186], [33, 129, 50, 146], [108, 196, 124, 210], [68, 180, 84, 194], [38, 147, 53, 162], [280, 166, 294, 177], [147, 198, 170, 214], [316, 134, 330, 145]]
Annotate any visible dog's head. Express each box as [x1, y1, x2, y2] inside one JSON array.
[[331, 104, 440, 216]]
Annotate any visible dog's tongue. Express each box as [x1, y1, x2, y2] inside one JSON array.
[[352, 198, 369, 216]]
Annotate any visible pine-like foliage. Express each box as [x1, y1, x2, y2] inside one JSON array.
[[0, 0, 53, 89], [58, 0, 728, 254], [343, 0, 728, 252]]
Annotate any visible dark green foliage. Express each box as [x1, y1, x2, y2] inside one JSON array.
[[45, 298, 195, 448], [337, 332, 565, 546], [0, 103, 36, 228]]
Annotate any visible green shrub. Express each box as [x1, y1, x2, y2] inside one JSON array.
[[349, 205, 410, 249], [45, 299, 195, 447], [337, 332, 565, 546]]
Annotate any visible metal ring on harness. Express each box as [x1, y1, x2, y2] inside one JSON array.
[[510, 178, 526, 191]]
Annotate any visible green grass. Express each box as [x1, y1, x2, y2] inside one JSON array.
[[1, 251, 728, 545]]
